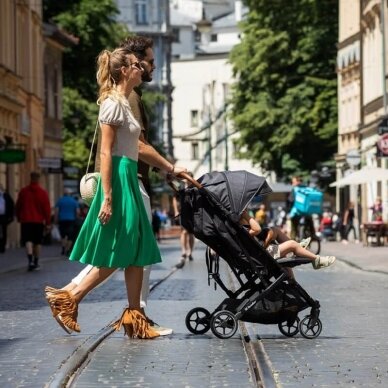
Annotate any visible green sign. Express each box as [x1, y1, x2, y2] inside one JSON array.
[[0, 145, 26, 164]]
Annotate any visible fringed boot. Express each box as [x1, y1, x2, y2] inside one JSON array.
[[45, 286, 80, 333], [111, 308, 160, 339]]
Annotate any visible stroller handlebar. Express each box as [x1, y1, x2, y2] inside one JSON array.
[[168, 171, 202, 192]]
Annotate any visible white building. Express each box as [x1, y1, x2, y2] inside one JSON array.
[[171, 0, 265, 179], [115, 0, 173, 155]]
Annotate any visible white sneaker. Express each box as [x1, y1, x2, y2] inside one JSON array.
[[312, 255, 336, 270], [147, 317, 173, 336], [300, 237, 312, 249]]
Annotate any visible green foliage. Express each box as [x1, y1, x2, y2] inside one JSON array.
[[44, 0, 128, 101], [62, 88, 99, 170], [230, 0, 338, 179]]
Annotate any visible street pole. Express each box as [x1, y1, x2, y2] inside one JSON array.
[[382, 0, 387, 115], [222, 83, 229, 171]]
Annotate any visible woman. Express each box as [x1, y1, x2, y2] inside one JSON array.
[[46, 47, 163, 338]]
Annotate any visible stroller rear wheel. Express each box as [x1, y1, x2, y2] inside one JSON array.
[[278, 317, 300, 337], [185, 307, 211, 334], [299, 315, 322, 339], [210, 310, 238, 339]]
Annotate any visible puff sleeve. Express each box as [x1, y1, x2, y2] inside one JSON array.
[[98, 98, 125, 126]]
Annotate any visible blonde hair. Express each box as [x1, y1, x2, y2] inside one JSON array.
[[96, 48, 132, 105]]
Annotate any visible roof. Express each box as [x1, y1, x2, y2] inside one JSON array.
[[43, 23, 79, 47]]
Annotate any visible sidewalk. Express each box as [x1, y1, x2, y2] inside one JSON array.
[[320, 240, 388, 274], [0, 226, 183, 275], [1, 235, 387, 275]]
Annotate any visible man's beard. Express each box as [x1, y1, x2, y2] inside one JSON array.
[[141, 70, 152, 83]]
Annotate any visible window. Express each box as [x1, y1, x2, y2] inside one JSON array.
[[190, 110, 199, 127], [172, 28, 180, 43], [191, 142, 199, 160], [210, 34, 217, 42], [135, 0, 148, 25]]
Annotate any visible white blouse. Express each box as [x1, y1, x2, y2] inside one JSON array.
[[98, 97, 141, 161]]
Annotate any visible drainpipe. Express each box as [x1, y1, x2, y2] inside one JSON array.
[[382, 0, 387, 114]]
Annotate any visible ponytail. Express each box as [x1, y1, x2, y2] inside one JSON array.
[[96, 47, 131, 104]]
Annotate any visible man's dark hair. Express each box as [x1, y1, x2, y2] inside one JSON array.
[[30, 172, 40, 182], [120, 35, 154, 60]]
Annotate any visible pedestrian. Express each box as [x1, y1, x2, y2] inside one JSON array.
[[254, 204, 268, 228], [16, 172, 51, 271], [341, 201, 359, 244], [370, 197, 383, 222], [0, 183, 15, 253], [152, 209, 162, 242], [287, 176, 303, 239], [45, 40, 187, 337], [173, 175, 196, 266], [54, 188, 80, 257]]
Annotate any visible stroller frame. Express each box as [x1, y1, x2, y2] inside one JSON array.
[[175, 171, 322, 339]]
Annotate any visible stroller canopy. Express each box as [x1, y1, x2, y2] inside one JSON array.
[[197, 171, 273, 223]]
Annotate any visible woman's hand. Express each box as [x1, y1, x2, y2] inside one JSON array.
[[98, 197, 112, 225]]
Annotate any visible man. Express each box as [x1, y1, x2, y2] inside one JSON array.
[[16, 172, 51, 271], [0, 184, 15, 253], [287, 176, 315, 240], [287, 176, 303, 240], [55, 188, 80, 257], [45, 36, 186, 335]]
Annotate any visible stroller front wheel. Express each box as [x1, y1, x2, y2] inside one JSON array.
[[210, 310, 238, 339], [278, 316, 300, 337], [299, 315, 322, 339], [185, 307, 211, 334]]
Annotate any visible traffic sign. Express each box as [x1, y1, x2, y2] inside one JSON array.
[[346, 149, 361, 167]]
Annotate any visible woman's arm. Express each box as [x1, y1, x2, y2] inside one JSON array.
[[98, 123, 116, 225]]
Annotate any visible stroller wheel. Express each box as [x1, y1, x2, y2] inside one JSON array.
[[278, 317, 300, 337], [185, 307, 211, 334], [210, 310, 238, 339], [299, 315, 322, 339]]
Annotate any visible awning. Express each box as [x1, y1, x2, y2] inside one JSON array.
[[330, 166, 388, 187]]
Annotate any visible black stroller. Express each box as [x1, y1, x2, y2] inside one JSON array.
[[174, 171, 322, 339]]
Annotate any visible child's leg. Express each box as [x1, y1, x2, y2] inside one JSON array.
[[278, 240, 316, 261]]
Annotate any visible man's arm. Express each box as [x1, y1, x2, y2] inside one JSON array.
[[138, 134, 186, 175]]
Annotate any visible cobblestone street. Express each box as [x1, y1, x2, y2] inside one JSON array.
[[0, 238, 387, 387]]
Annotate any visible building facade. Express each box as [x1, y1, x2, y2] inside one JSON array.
[[170, 0, 263, 178], [0, 0, 72, 247], [115, 0, 174, 156], [337, 0, 388, 223]]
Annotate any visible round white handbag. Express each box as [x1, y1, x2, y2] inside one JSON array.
[[80, 172, 100, 206]]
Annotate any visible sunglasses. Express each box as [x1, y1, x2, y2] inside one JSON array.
[[142, 58, 155, 67], [129, 61, 143, 71]]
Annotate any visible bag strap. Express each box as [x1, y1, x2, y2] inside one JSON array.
[[85, 120, 99, 175]]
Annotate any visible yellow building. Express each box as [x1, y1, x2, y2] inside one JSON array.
[[0, 0, 75, 247], [336, 0, 388, 224]]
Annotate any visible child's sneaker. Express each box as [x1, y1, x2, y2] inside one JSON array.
[[312, 255, 336, 269], [300, 237, 311, 249]]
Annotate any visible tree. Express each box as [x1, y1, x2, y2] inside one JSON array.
[[43, 0, 128, 171], [229, 0, 338, 179]]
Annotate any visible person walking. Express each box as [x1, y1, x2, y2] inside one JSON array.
[[16, 172, 51, 271], [45, 36, 185, 336], [45, 45, 186, 338], [54, 188, 80, 257], [0, 184, 15, 253], [341, 201, 358, 244]]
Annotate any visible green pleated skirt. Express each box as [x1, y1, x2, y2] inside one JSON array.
[[69, 156, 161, 268]]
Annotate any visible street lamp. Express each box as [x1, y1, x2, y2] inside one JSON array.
[[195, 8, 212, 45]]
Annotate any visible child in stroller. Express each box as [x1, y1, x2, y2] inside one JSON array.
[[240, 210, 336, 274]]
